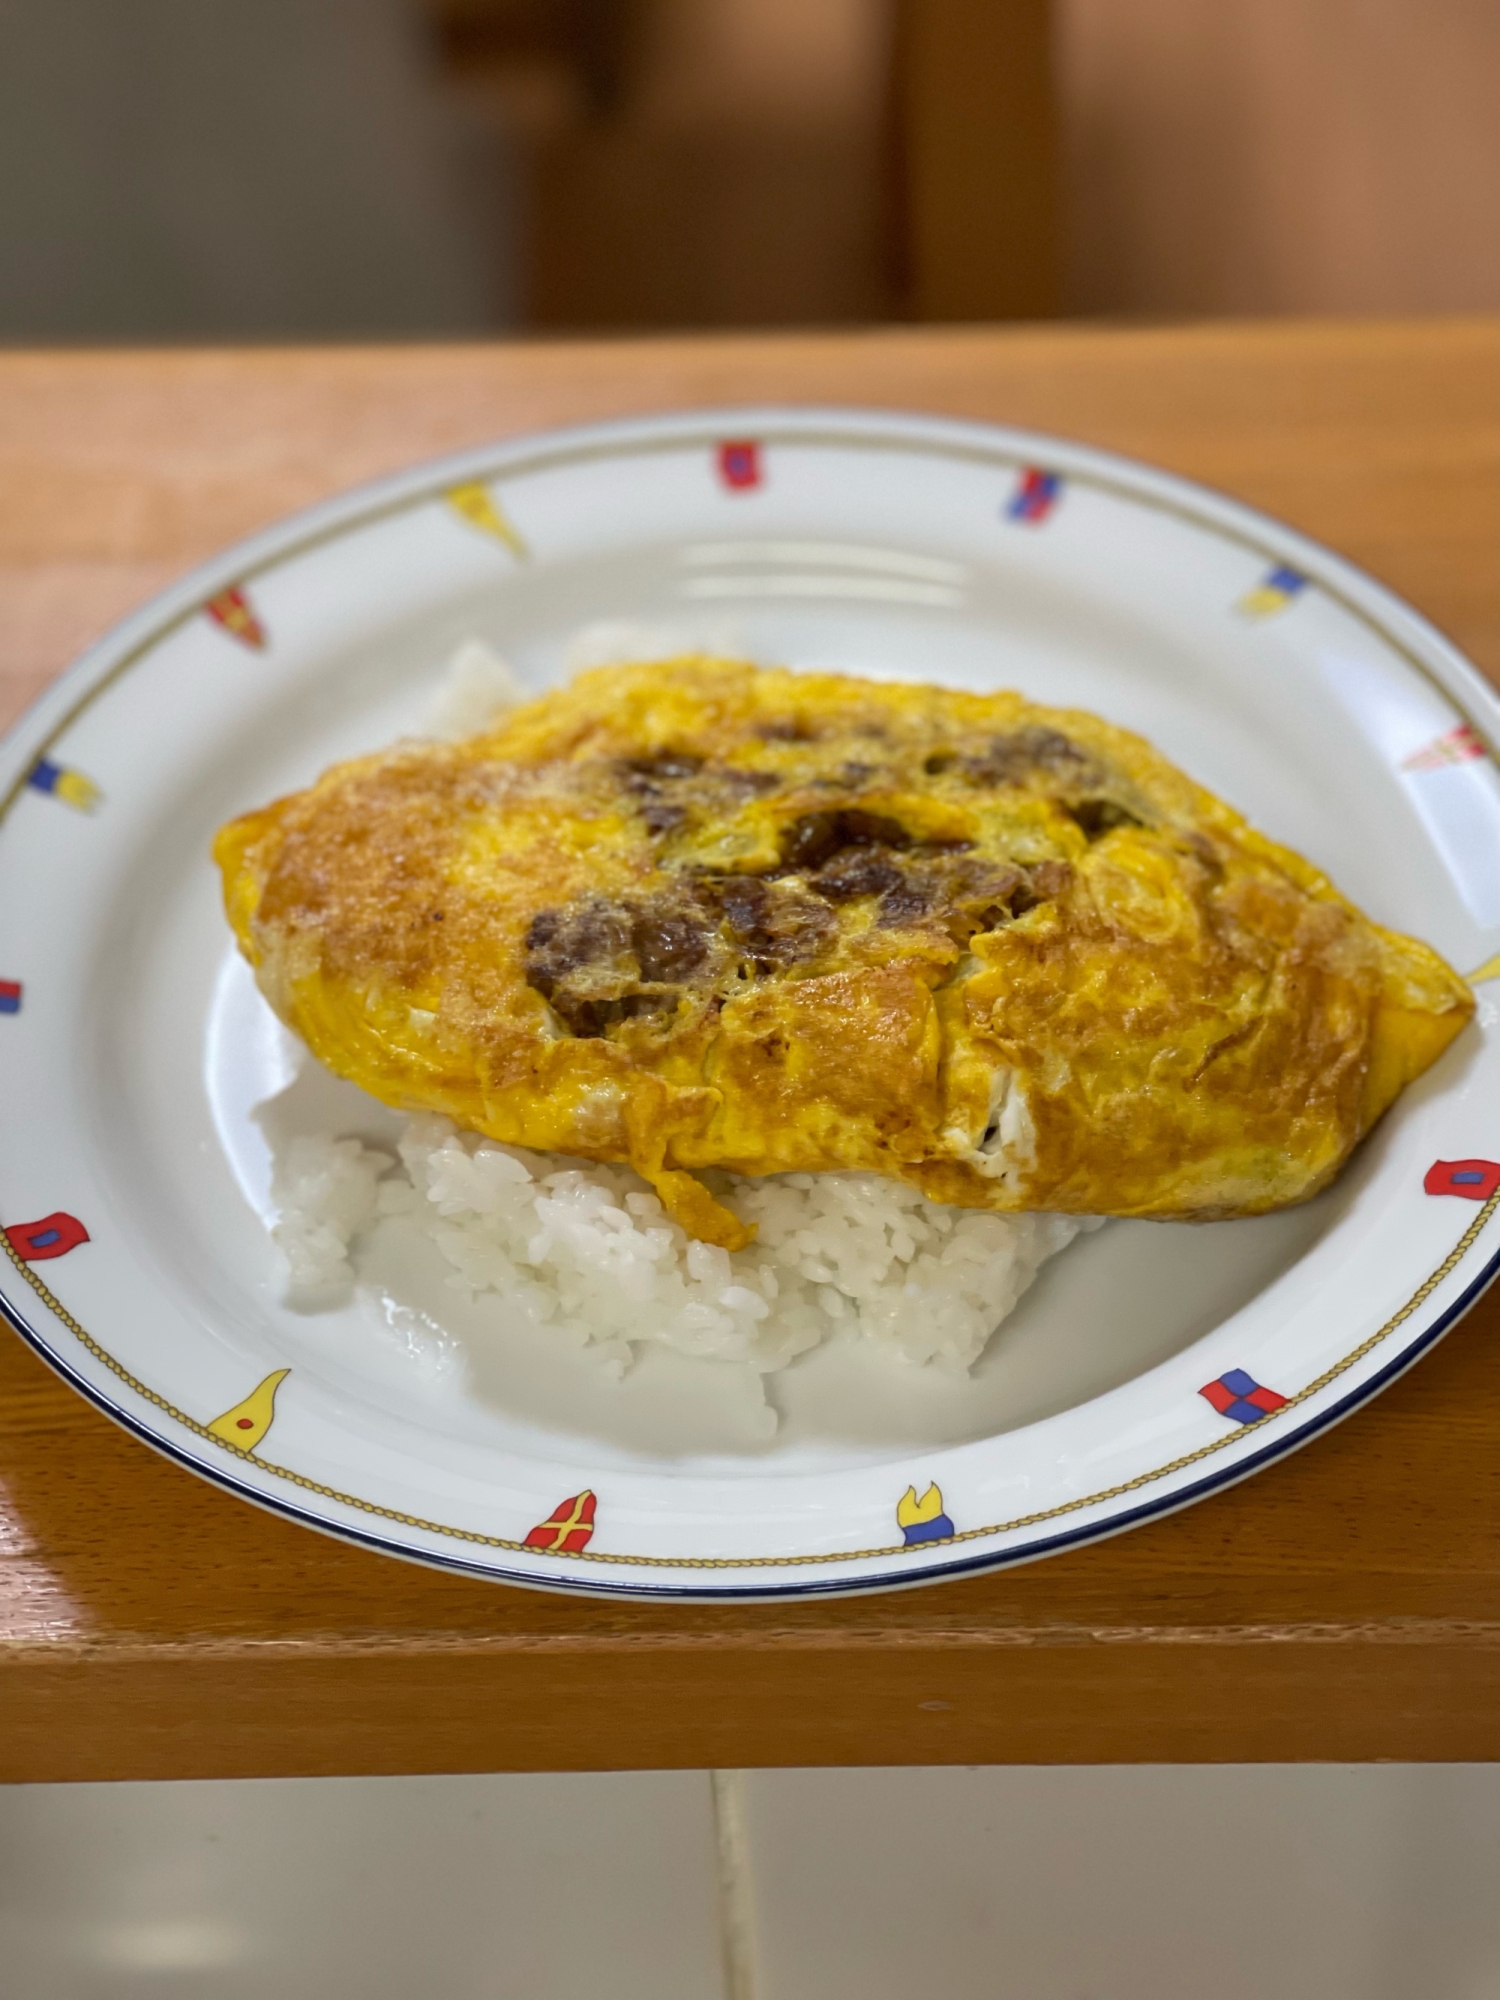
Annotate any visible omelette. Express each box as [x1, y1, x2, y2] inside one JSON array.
[[216, 657, 1473, 1251]]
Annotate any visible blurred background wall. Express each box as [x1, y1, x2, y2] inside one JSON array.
[[0, 0, 515, 337], [1061, 0, 1500, 318], [0, 0, 1495, 341]]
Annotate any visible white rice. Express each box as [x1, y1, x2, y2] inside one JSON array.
[[264, 630, 1094, 1382], [270, 1118, 1091, 1377], [422, 625, 752, 741], [424, 638, 530, 738]]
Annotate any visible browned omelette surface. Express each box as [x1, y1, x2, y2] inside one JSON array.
[[215, 657, 1473, 1249]]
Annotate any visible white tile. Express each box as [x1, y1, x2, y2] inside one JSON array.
[[0, 1769, 726, 2000], [741, 1765, 1500, 2000]]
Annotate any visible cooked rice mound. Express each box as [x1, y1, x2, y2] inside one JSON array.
[[272, 1118, 1091, 1374]]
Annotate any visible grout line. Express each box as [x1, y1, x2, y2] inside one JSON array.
[[710, 1769, 758, 2000]]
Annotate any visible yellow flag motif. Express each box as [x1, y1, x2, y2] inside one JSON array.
[[896, 1482, 955, 1546], [207, 1369, 290, 1452], [447, 482, 528, 559]]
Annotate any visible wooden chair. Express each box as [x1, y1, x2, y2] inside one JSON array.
[[427, 0, 634, 117], [888, 0, 1062, 321], [427, 0, 1062, 327]]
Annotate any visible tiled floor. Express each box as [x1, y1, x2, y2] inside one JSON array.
[[742, 1765, 1500, 2000], [0, 1770, 724, 2000], [1, 1765, 1497, 1999]]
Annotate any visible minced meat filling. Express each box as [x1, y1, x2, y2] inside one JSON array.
[[217, 655, 1475, 1241], [525, 847, 1072, 1041], [617, 751, 780, 834], [521, 726, 1138, 1036]]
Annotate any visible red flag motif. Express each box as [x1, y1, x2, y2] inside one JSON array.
[[1424, 1158, 1500, 1201], [1401, 724, 1486, 773], [205, 585, 267, 650], [5, 1212, 90, 1261], [717, 440, 762, 490], [524, 1489, 597, 1554]]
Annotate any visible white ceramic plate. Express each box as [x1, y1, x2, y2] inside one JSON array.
[[3, 407, 1499, 1601]]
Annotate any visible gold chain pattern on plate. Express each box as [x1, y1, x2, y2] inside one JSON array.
[[4, 1189, 1496, 1569], [2, 422, 1494, 835], [2, 418, 1496, 1567]]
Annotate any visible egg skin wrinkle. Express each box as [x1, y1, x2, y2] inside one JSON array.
[[215, 657, 1473, 1247]]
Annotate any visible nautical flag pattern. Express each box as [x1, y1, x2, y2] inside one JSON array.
[[1006, 466, 1061, 523], [897, 1482, 955, 1546], [27, 758, 100, 813], [1200, 1369, 1289, 1425], [717, 440, 762, 491], [447, 482, 528, 558], [1424, 1158, 1500, 1202], [0, 980, 20, 1014], [1401, 724, 1487, 772], [205, 584, 268, 651], [207, 1368, 289, 1452], [1237, 565, 1308, 618], [5, 1212, 90, 1262], [524, 1489, 597, 1554]]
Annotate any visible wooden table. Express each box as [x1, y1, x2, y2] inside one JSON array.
[[2, 319, 1497, 1782]]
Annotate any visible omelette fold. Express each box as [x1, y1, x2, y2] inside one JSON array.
[[216, 657, 1473, 1250]]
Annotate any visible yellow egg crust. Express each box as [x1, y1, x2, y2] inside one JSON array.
[[215, 657, 1474, 1249]]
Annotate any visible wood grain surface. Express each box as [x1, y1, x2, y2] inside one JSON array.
[[1, 319, 1497, 1781]]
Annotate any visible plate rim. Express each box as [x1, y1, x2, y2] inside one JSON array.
[[2, 399, 1497, 1601], [3, 1243, 1496, 1602], [4, 400, 1497, 805]]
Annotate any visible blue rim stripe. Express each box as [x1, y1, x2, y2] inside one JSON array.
[[3, 1234, 1496, 1602], [3, 404, 1497, 1600]]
